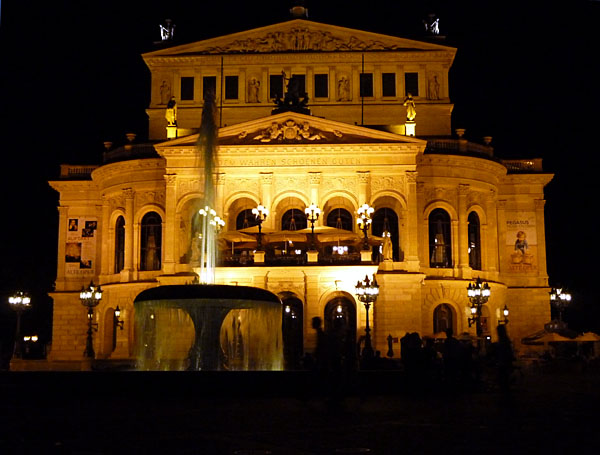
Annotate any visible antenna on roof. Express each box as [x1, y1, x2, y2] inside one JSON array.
[[290, 2, 308, 18]]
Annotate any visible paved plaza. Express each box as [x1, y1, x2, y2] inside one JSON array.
[[1, 363, 598, 454]]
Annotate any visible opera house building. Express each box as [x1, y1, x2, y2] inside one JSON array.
[[48, 17, 553, 367]]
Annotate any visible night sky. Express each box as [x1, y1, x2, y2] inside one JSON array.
[[0, 1, 598, 351]]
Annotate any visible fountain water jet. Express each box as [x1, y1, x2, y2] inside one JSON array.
[[133, 93, 283, 371]]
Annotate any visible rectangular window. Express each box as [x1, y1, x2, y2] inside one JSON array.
[[359, 73, 373, 97], [225, 75, 239, 100], [270, 74, 284, 99], [314, 74, 328, 98], [203, 76, 216, 100], [180, 77, 194, 100], [405, 72, 419, 96], [382, 73, 396, 97], [291, 74, 306, 96]]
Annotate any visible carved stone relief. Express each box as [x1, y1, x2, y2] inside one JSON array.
[[203, 27, 413, 54]]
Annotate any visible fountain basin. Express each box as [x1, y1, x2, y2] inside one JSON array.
[[134, 284, 283, 371]]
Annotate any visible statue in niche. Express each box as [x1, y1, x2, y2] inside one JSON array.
[[337, 75, 351, 101], [165, 96, 177, 126], [403, 93, 416, 121], [382, 230, 393, 261], [160, 80, 171, 105], [428, 75, 440, 100], [247, 77, 261, 103]]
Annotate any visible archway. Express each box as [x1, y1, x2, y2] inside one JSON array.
[[433, 303, 454, 334], [281, 293, 304, 370], [372, 207, 400, 261], [324, 296, 357, 363]]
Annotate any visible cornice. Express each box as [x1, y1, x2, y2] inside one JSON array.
[[91, 158, 165, 182]]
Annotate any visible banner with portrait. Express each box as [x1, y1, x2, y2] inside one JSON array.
[[65, 217, 98, 276], [505, 211, 537, 273]]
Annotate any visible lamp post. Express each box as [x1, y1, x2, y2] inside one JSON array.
[[355, 274, 379, 363], [549, 287, 571, 323], [80, 281, 103, 359], [304, 203, 321, 250], [252, 203, 269, 250], [498, 305, 510, 325], [8, 291, 31, 359], [467, 277, 491, 351], [357, 203, 374, 250]]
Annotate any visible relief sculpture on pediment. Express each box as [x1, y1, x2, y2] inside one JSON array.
[[203, 27, 408, 54]]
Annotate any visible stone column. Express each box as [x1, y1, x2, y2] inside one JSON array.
[[100, 196, 111, 278], [163, 175, 177, 274], [215, 173, 226, 220], [405, 171, 420, 271], [121, 188, 135, 282], [56, 206, 69, 289], [485, 189, 499, 273], [534, 199, 549, 283], [496, 200, 507, 275], [260, 172, 274, 229], [308, 172, 321, 226], [357, 171, 370, 205], [457, 184, 470, 277]]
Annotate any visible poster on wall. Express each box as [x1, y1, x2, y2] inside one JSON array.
[[505, 211, 537, 273], [65, 217, 98, 276]]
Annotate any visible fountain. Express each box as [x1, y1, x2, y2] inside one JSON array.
[[133, 94, 283, 371]]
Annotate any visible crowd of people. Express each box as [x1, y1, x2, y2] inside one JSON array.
[[306, 318, 517, 399]]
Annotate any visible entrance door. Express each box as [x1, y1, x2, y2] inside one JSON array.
[[281, 295, 304, 370], [324, 297, 357, 365]]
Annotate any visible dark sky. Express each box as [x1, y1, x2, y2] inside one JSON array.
[[0, 0, 598, 344]]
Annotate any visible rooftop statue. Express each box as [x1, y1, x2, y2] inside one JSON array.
[[159, 19, 175, 41]]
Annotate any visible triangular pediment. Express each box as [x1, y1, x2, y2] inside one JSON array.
[[155, 112, 426, 149], [144, 19, 455, 58]]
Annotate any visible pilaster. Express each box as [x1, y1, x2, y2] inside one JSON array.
[[163, 174, 177, 274], [405, 171, 420, 271], [121, 188, 135, 282]]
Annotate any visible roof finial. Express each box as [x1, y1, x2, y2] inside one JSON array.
[[290, 2, 308, 18]]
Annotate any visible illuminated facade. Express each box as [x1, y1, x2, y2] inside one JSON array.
[[49, 19, 552, 365]]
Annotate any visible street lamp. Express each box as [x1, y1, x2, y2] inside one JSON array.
[[80, 281, 103, 358], [355, 274, 379, 363], [549, 287, 571, 322], [467, 277, 491, 350], [356, 203, 374, 250], [252, 203, 269, 250], [304, 203, 321, 250], [8, 291, 31, 359], [498, 305, 510, 325], [114, 305, 124, 330]]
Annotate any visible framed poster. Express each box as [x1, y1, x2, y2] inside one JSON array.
[[65, 218, 98, 276], [505, 211, 537, 273]]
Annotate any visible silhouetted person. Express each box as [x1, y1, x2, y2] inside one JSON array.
[[312, 316, 328, 373], [489, 324, 515, 392], [443, 328, 461, 385]]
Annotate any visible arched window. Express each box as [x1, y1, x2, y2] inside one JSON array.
[[433, 303, 454, 334], [140, 212, 162, 271], [372, 208, 400, 261], [468, 211, 482, 270], [326, 208, 353, 231], [236, 209, 258, 230], [114, 216, 125, 273], [281, 209, 307, 231], [429, 208, 452, 268]]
